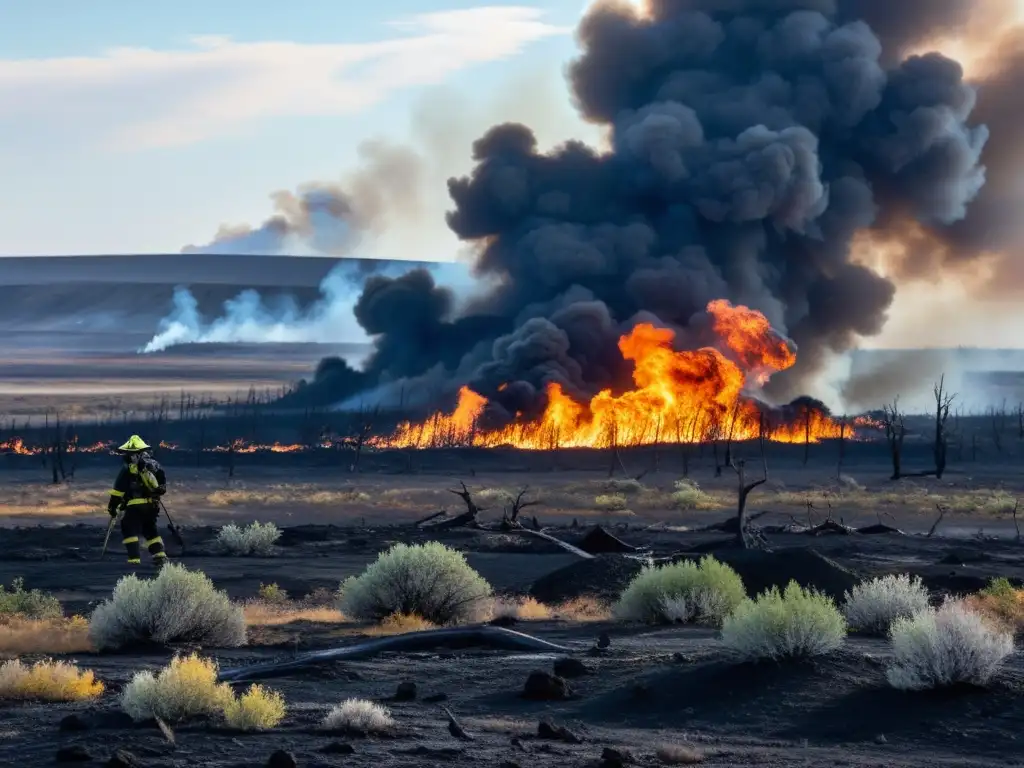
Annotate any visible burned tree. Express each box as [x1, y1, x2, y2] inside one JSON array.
[[437, 481, 487, 529], [881, 398, 906, 481], [931, 375, 956, 479], [991, 401, 1008, 455], [501, 487, 540, 529], [836, 416, 848, 481], [347, 404, 380, 473], [730, 416, 769, 549]]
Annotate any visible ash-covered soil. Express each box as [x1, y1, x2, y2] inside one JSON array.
[[0, 519, 1022, 767]]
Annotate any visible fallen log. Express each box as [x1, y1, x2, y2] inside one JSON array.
[[413, 510, 448, 527], [512, 527, 596, 559], [218, 626, 572, 683]]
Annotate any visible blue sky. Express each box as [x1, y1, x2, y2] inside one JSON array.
[[0, 0, 601, 256]]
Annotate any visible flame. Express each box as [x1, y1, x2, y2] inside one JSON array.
[[382, 300, 850, 450]]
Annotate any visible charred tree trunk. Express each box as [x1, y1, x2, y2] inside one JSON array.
[[731, 419, 769, 549], [882, 398, 906, 481], [836, 417, 847, 481], [932, 375, 955, 480]]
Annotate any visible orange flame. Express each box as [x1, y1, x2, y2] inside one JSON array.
[[382, 300, 850, 449]]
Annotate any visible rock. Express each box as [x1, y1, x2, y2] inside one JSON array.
[[537, 721, 583, 743], [522, 671, 571, 701], [55, 745, 92, 762], [875, 734, 888, 744], [59, 714, 92, 732], [266, 750, 297, 768], [319, 742, 354, 754], [106, 750, 142, 768], [394, 681, 417, 701], [553, 657, 590, 678], [601, 746, 635, 766], [530, 555, 645, 604]]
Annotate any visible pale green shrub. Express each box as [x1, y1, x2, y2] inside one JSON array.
[[337, 542, 492, 625], [887, 599, 1015, 690], [721, 581, 846, 661], [216, 521, 281, 556], [613, 557, 745, 625], [843, 574, 930, 635], [670, 479, 713, 510], [89, 563, 245, 651], [594, 493, 628, 511]]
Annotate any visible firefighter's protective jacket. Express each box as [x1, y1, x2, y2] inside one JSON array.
[[107, 457, 167, 515]]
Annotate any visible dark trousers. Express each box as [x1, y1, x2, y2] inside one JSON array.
[[121, 503, 167, 564]]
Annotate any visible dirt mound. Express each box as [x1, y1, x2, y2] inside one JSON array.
[[676, 547, 861, 601], [576, 526, 642, 555], [529, 554, 645, 604]]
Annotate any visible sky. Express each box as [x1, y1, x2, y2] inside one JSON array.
[[0, 0, 1020, 350], [0, 0, 599, 258]]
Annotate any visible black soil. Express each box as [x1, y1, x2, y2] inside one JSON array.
[[0, 520, 1022, 766]]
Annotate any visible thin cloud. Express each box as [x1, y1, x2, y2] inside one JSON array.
[[0, 6, 568, 150]]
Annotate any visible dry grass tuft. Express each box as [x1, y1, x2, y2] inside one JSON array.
[[491, 596, 552, 621], [0, 658, 104, 701], [244, 604, 347, 626], [963, 578, 1024, 634], [244, 584, 347, 626], [208, 485, 370, 507], [0, 615, 93, 657], [322, 698, 393, 733], [656, 742, 705, 764], [365, 612, 436, 636], [551, 596, 612, 622]]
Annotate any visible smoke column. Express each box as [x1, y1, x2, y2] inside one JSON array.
[[182, 141, 425, 256], [140, 260, 476, 353], [304, 0, 1001, 421]]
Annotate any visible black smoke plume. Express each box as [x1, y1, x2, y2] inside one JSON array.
[[307, 0, 998, 418]]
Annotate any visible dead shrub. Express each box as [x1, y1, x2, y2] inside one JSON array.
[[0, 615, 92, 657]]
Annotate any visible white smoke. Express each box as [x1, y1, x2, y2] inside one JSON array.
[[140, 260, 478, 353]]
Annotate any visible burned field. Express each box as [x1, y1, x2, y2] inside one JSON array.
[[0, 443, 1021, 768]]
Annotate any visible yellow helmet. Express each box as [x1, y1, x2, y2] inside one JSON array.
[[118, 435, 150, 452]]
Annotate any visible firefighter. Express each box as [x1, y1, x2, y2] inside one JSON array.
[[107, 435, 169, 569]]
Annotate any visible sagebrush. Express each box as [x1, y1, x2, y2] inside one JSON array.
[[843, 574, 931, 635], [887, 599, 1015, 690], [216, 521, 281, 556], [721, 581, 846, 661], [121, 653, 286, 729], [337, 542, 492, 625], [89, 563, 246, 651], [613, 557, 745, 625], [121, 653, 233, 722]]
